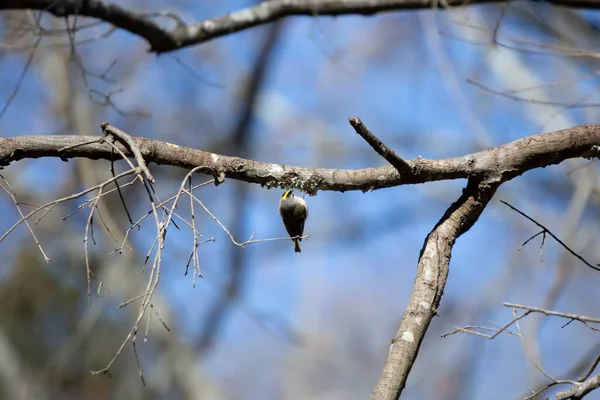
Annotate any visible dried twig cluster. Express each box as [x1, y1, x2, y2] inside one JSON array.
[[0, 122, 307, 382]]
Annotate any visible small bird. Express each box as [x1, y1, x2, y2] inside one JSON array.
[[278, 189, 308, 253]]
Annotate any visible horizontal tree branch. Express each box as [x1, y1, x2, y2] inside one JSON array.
[[5, 0, 600, 53], [1, 124, 600, 193]]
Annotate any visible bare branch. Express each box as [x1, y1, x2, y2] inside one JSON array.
[[2, 124, 600, 193], [0, 175, 50, 261], [504, 303, 600, 325], [349, 116, 413, 177], [578, 352, 600, 383], [0, 169, 136, 247], [183, 187, 307, 247], [501, 200, 600, 272], [101, 122, 154, 182], [512, 309, 574, 385], [7, 0, 600, 53], [441, 312, 528, 339], [372, 177, 498, 400], [556, 373, 600, 399], [0, 35, 41, 121], [468, 79, 600, 108], [445, 303, 600, 399]]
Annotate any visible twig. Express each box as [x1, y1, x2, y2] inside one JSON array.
[[579, 353, 600, 383], [348, 116, 413, 177], [93, 166, 206, 375], [441, 311, 529, 339], [131, 332, 145, 386], [504, 303, 600, 325], [183, 188, 308, 247], [101, 122, 154, 183], [441, 325, 515, 339], [109, 153, 134, 225], [83, 188, 104, 305], [149, 304, 170, 335], [0, 169, 136, 244], [513, 309, 572, 385], [0, 175, 51, 262], [118, 294, 145, 309], [0, 35, 41, 121], [58, 139, 103, 153], [501, 200, 600, 272], [468, 79, 600, 108], [189, 176, 200, 285], [62, 177, 137, 220]]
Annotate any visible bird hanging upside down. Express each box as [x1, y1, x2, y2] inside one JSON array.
[[278, 189, 308, 253]]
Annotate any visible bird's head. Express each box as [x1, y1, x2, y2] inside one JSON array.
[[282, 189, 294, 200]]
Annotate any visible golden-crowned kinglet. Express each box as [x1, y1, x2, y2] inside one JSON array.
[[278, 189, 308, 253]]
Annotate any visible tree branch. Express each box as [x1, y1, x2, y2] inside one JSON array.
[[501, 200, 600, 272], [1, 124, 600, 193], [556, 373, 600, 400], [349, 116, 413, 177], [6, 0, 600, 53], [504, 303, 600, 325], [372, 177, 499, 400]]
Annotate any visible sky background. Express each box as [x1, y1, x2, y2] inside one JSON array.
[[2, 1, 600, 399]]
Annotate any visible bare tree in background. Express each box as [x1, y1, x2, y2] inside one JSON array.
[[2, 1, 600, 399]]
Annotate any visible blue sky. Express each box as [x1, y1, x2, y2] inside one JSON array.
[[2, 2, 600, 399]]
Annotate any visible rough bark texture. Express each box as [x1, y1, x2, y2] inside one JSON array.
[[4, 0, 600, 52], [1, 124, 599, 193], [371, 178, 498, 399]]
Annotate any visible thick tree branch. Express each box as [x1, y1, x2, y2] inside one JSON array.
[[371, 177, 498, 400], [5, 0, 600, 53], [556, 373, 600, 400], [1, 124, 600, 193]]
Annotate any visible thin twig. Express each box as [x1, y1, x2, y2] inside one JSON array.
[[504, 303, 600, 325], [183, 188, 308, 247], [0, 169, 136, 244], [84, 188, 104, 305], [0, 35, 42, 121], [101, 122, 154, 182], [132, 333, 145, 386], [501, 200, 600, 272], [109, 152, 134, 225], [441, 312, 529, 339], [189, 176, 200, 285], [0, 175, 51, 261], [513, 308, 570, 384]]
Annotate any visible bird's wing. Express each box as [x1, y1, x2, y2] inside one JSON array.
[[295, 203, 307, 237], [296, 219, 305, 239], [283, 219, 298, 238]]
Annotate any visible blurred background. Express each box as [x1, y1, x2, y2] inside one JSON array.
[[1, 1, 600, 399]]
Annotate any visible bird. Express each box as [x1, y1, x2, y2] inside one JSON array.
[[278, 189, 308, 253]]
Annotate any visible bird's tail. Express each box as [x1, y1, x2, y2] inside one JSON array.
[[294, 238, 301, 253]]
